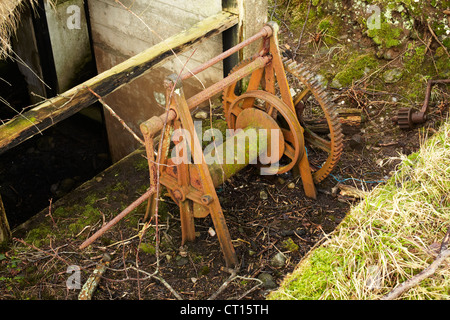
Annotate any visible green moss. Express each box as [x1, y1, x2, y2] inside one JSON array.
[[270, 247, 338, 299], [367, 21, 403, 49], [435, 53, 450, 77], [332, 54, 379, 87], [53, 207, 69, 218], [24, 225, 53, 247], [282, 237, 299, 252], [139, 242, 156, 255], [404, 44, 427, 74], [111, 181, 129, 192], [199, 265, 210, 276], [316, 15, 342, 46], [133, 156, 149, 172], [68, 222, 83, 235], [443, 38, 450, 50]]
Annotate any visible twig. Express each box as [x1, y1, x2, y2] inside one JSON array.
[[46, 198, 57, 228], [86, 87, 144, 145], [13, 238, 71, 266], [293, 0, 312, 58], [208, 267, 238, 300], [381, 226, 450, 300], [356, 48, 406, 85], [427, 20, 450, 59]]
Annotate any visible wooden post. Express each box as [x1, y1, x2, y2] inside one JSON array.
[[0, 195, 11, 244]]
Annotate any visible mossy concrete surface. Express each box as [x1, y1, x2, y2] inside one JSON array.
[[12, 147, 155, 248]]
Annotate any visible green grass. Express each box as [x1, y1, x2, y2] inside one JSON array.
[[269, 120, 450, 300]]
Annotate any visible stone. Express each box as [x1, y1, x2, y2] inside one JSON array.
[[59, 178, 75, 193], [383, 48, 401, 60], [260, 190, 268, 200], [331, 78, 343, 89], [194, 111, 208, 120], [258, 272, 277, 290], [270, 252, 286, 268], [383, 68, 403, 84], [176, 256, 189, 266], [287, 182, 295, 189], [349, 134, 364, 150]]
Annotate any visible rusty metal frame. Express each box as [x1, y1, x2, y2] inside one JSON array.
[[80, 21, 318, 267]]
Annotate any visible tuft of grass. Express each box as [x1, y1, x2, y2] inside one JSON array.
[[269, 120, 450, 300], [0, 0, 37, 59]]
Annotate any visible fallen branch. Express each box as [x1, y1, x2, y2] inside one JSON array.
[[78, 254, 111, 300], [381, 226, 450, 300]]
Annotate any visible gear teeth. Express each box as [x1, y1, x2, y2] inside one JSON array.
[[288, 62, 297, 70], [283, 59, 343, 183]]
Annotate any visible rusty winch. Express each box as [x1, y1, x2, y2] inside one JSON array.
[[393, 79, 450, 129], [80, 22, 344, 267]]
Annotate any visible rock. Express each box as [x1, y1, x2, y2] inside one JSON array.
[[59, 178, 75, 193], [51, 178, 76, 197], [349, 134, 364, 150], [282, 237, 299, 252], [194, 111, 208, 120], [258, 272, 277, 290], [383, 48, 401, 60], [383, 68, 403, 83], [270, 252, 286, 268], [287, 182, 295, 189], [330, 78, 343, 89], [260, 190, 268, 200], [176, 256, 189, 266]]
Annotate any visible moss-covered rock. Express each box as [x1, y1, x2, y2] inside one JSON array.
[[367, 21, 403, 49], [331, 54, 379, 87]]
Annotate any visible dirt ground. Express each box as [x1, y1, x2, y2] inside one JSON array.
[[0, 18, 448, 300]]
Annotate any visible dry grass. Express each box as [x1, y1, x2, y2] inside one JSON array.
[[0, 0, 36, 60], [269, 120, 450, 300]]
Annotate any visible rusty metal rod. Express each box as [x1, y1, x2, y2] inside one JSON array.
[[186, 55, 271, 108], [140, 55, 271, 137], [421, 79, 450, 113], [79, 187, 156, 249], [180, 25, 272, 81]]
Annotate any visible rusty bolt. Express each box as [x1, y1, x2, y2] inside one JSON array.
[[173, 189, 185, 201], [201, 194, 213, 205]]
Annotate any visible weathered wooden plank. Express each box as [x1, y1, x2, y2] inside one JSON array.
[[0, 10, 238, 155], [0, 195, 11, 244]]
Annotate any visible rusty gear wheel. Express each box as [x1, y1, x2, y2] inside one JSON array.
[[228, 90, 305, 174], [222, 57, 343, 183], [396, 108, 414, 129], [282, 58, 344, 183]]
